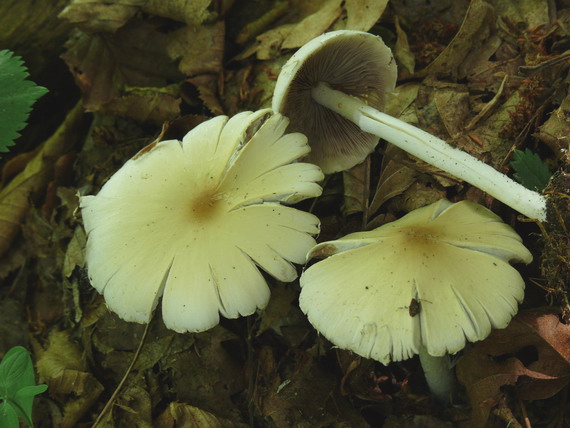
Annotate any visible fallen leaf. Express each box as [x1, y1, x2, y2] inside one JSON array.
[[156, 402, 248, 428], [344, 0, 389, 32], [368, 145, 418, 217], [142, 0, 212, 26], [0, 103, 84, 259], [493, 0, 550, 29], [58, 0, 145, 33], [394, 16, 415, 75], [457, 308, 570, 427], [62, 19, 182, 112], [36, 331, 104, 428], [415, 0, 495, 79], [343, 157, 370, 217], [282, 0, 343, 49], [188, 74, 224, 115], [167, 22, 225, 76], [103, 86, 182, 125], [535, 91, 570, 156]]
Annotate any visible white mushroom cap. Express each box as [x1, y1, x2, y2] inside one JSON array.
[[299, 199, 533, 363], [273, 30, 397, 174], [81, 109, 324, 333]]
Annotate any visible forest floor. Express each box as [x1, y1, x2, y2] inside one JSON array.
[[1, 0, 569, 427]]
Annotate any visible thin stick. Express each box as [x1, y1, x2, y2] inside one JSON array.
[[92, 321, 151, 427]]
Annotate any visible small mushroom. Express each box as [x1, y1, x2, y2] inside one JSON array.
[[273, 30, 547, 221], [81, 109, 323, 333], [299, 199, 532, 401]]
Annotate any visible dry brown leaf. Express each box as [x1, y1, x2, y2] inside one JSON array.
[[0, 103, 84, 259], [535, 91, 570, 156], [156, 402, 248, 428], [142, 0, 212, 26], [188, 74, 224, 115], [368, 145, 418, 217], [58, 0, 145, 33], [433, 86, 470, 138], [493, 0, 550, 29], [167, 22, 225, 76], [394, 16, 415, 75], [160, 326, 245, 421], [281, 0, 343, 49], [343, 157, 370, 217], [415, 0, 495, 79], [345, 0, 389, 32], [36, 330, 104, 428], [62, 19, 182, 113], [103, 86, 182, 125], [457, 308, 570, 427], [252, 346, 369, 427]]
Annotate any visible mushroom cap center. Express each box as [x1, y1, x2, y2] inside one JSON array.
[[188, 187, 225, 222]]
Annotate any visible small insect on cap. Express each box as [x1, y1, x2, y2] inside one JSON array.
[[272, 30, 397, 174], [299, 199, 533, 363]]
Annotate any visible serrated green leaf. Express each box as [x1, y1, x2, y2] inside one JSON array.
[[511, 149, 551, 192], [0, 50, 48, 154]]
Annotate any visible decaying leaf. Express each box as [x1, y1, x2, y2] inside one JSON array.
[[188, 74, 224, 115], [167, 22, 225, 76], [343, 157, 370, 217], [36, 331, 104, 428], [58, 0, 146, 33], [457, 308, 570, 427], [415, 0, 495, 78], [535, 91, 570, 156], [142, 0, 212, 27], [103, 86, 182, 125], [156, 402, 248, 428], [344, 0, 389, 32], [159, 326, 245, 422], [0, 103, 84, 259], [62, 20, 182, 114], [394, 16, 415, 75], [368, 145, 418, 218], [252, 346, 369, 427], [242, 0, 389, 60]]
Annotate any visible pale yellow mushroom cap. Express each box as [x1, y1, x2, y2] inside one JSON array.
[[299, 199, 533, 363], [81, 109, 324, 333]]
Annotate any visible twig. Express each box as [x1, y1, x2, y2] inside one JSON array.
[[91, 321, 151, 427]]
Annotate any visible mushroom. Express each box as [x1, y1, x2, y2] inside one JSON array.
[[299, 199, 533, 402], [273, 30, 547, 221], [81, 109, 323, 333]]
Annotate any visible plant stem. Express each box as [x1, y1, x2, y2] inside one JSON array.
[[418, 346, 455, 404], [311, 82, 547, 221]]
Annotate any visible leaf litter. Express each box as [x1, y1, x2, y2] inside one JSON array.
[[0, 0, 569, 426]]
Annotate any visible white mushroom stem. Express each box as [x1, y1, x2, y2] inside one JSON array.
[[418, 346, 455, 404], [312, 82, 547, 221]]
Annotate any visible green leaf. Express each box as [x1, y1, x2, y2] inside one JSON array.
[[0, 347, 33, 397], [0, 50, 48, 154], [0, 346, 46, 427], [14, 385, 48, 399], [0, 400, 19, 428], [510, 149, 552, 192]]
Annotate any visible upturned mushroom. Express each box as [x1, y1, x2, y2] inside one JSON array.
[[81, 109, 323, 333], [299, 199, 533, 402], [273, 30, 547, 221]]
